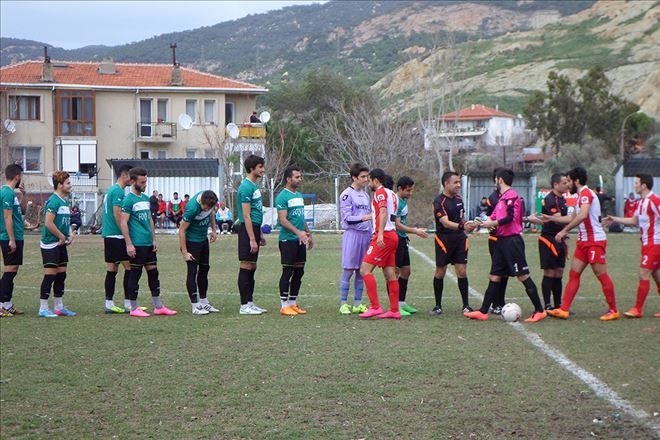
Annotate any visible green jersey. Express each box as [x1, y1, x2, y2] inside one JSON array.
[[182, 192, 213, 243], [41, 193, 70, 248], [397, 197, 409, 239], [276, 189, 305, 241], [121, 191, 153, 246], [102, 183, 126, 238], [0, 185, 24, 241], [237, 178, 263, 225]]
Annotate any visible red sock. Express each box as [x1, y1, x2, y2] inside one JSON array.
[[387, 279, 400, 312], [363, 273, 379, 309], [561, 270, 580, 312], [635, 279, 650, 312], [597, 272, 617, 311]]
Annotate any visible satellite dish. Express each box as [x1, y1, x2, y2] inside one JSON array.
[[226, 123, 239, 139], [259, 111, 271, 124], [3, 119, 16, 133], [177, 113, 193, 130]]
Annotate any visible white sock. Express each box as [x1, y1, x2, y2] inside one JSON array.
[[354, 300, 361, 306], [290, 298, 297, 306], [247, 301, 254, 307], [124, 299, 132, 309], [40, 299, 49, 310], [3, 301, 11, 309], [53, 297, 64, 310], [192, 302, 200, 309], [105, 300, 114, 309], [200, 298, 209, 306], [281, 300, 287, 308], [399, 301, 405, 308]]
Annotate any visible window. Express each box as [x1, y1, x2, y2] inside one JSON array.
[[60, 141, 97, 175], [204, 100, 216, 124], [157, 150, 167, 159], [9, 96, 40, 120], [157, 99, 168, 122], [57, 90, 95, 136], [204, 149, 215, 159], [186, 149, 196, 159], [11, 147, 41, 172], [225, 102, 234, 125], [140, 151, 150, 159], [185, 99, 197, 122]]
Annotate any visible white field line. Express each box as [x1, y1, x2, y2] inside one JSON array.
[[409, 245, 660, 435]]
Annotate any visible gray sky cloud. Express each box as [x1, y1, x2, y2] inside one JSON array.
[[1, 1, 324, 49]]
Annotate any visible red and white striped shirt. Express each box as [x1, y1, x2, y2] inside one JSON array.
[[576, 186, 607, 243], [372, 186, 398, 234], [637, 192, 660, 246]]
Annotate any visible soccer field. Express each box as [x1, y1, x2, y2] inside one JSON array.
[[1, 233, 658, 439]]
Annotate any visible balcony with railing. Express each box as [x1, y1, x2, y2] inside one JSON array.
[[136, 122, 177, 142], [235, 123, 266, 139], [69, 172, 98, 187]]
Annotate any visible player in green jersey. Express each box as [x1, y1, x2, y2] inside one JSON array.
[[120, 167, 176, 317], [39, 171, 75, 318], [179, 190, 219, 315], [102, 164, 133, 314], [275, 166, 313, 316], [0, 164, 26, 317]]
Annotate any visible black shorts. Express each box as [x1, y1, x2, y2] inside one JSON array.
[[1, 240, 24, 266], [238, 223, 262, 263], [279, 240, 306, 266], [490, 235, 529, 277], [488, 236, 497, 258], [41, 245, 69, 268], [104, 237, 129, 263], [538, 234, 566, 269], [435, 233, 468, 267], [186, 240, 210, 266], [395, 236, 410, 268], [130, 245, 157, 267]]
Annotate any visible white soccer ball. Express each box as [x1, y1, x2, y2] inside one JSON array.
[[501, 303, 522, 322]]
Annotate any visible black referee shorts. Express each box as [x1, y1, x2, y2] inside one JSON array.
[[1, 239, 24, 266], [538, 234, 566, 269], [279, 240, 306, 266], [490, 235, 529, 277], [435, 233, 468, 267], [238, 223, 262, 263]]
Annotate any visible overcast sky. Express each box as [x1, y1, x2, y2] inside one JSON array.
[[1, 1, 325, 49]]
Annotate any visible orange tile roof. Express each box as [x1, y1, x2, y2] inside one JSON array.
[[440, 104, 515, 121], [0, 60, 266, 92]]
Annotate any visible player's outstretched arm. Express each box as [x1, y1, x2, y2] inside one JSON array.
[[556, 204, 589, 241], [603, 214, 637, 227], [395, 217, 428, 238]]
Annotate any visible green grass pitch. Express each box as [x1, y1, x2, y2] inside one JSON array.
[[1, 233, 658, 439]]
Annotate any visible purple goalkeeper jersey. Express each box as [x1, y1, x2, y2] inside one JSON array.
[[340, 186, 372, 232]]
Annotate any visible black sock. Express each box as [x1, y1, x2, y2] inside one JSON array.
[[40, 274, 57, 300], [522, 277, 543, 313], [290, 267, 304, 302], [433, 277, 444, 308], [238, 268, 251, 305], [104, 271, 118, 301], [1, 272, 17, 303], [457, 277, 469, 308], [197, 265, 209, 299], [552, 276, 563, 308], [53, 272, 67, 298], [247, 269, 256, 303], [398, 277, 408, 302], [123, 269, 131, 300], [541, 276, 553, 308], [494, 276, 508, 307], [479, 280, 501, 314], [186, 261, 199, 303], [279, 266, 294, 303], [146, 268, 160, 297], [128, 267, 143, 301]]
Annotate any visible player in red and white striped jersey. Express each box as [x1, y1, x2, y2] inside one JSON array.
[[604, 173, 660, 318], [546, 167, 619, 321], [359, 168, 401, 320]]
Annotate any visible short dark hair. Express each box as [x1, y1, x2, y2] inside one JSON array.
[[567, 167, 588, 185], [52, 171, 70, 190], [129, 167, 148, 181], [492, 167, 504, 180], [173, 192, 179, 196], [117, 164, 133, 176], [441, 171, 459, 186], [184, 194, 189, 199], [550, 172, 566, 187], [382, 174, 394, 190], [200, 190, 218, 207], [636, 173, 654, 190], [495, 168, 514, 186], [349, 163, 369, 178], [244, 154, 265, 173], [283, 165, 301, 181], [5, 164, 23, 180], [369, 168, 385, 182], [397, 176, 414, 190]]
